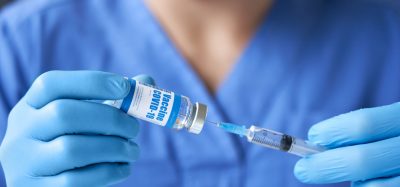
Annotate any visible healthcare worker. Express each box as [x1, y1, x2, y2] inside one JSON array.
[[0, 0, 400, 186]]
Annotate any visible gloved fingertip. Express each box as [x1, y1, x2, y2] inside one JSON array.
[[111, 163, 132, 185], [133, 74, 155, 86], [131, 120, 140, 138], [307, 126, 318, 142], [294, 159, 312, 183], [116, 163, 131, 177], [307, 124, 326, 144], [128, 140, 140, 160], [107, 75, 131, 99], [307, 117, 342, 147]]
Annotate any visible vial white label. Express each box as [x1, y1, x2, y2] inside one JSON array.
[[125, 81, 176, 126]]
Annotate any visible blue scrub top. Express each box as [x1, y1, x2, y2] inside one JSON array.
[[1, 0, 400, 186]]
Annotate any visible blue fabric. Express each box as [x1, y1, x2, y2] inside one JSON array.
[[1, 0, 400, 186]]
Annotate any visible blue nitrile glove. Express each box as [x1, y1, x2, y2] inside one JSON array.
[[0, 71, 154, 187], [294, 102, 400, 186]]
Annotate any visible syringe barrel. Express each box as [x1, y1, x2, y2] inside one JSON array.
[[247, 126, 324, 157], [247, 126, 288, 151]]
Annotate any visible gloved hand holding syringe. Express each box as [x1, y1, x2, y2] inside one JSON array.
[[105, 77, 325, 157], [206, 121, 325, 157]]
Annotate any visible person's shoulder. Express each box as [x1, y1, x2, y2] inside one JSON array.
[[306, 0, 400, 41], [330, 0, 399, 10], [322, 0, 400, 23], [0, 0, 137, 26], [1, 0, 73, 24]]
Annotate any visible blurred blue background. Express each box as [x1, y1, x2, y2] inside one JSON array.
[[0, 2, 10, 185], [0, 0, 11, 9]]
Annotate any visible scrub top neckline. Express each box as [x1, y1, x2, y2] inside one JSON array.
[[138, 0, 283, 96], [137, 0, 285, 123], [214, 0, 285, 96]]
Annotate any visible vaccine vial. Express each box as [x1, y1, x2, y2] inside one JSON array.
[[105, 78, 208, 134]]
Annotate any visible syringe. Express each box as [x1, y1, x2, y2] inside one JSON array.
[[208, 121, 325, 157]]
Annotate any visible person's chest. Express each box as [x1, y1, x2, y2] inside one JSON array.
[[22, 0, 400, 186]]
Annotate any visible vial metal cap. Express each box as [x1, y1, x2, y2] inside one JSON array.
[[188, 103, 208, 134]]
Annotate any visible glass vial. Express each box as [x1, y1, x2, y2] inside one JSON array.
[[104, 78, 207, 134]]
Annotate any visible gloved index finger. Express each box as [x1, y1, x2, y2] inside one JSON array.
[[25, 71, 130, 108], [308, 102, 400, 148]]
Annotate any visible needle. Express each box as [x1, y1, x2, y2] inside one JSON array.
[[205, 120, 219, 126]]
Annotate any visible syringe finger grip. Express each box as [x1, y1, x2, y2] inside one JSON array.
[[288, 138, 325, 157]]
